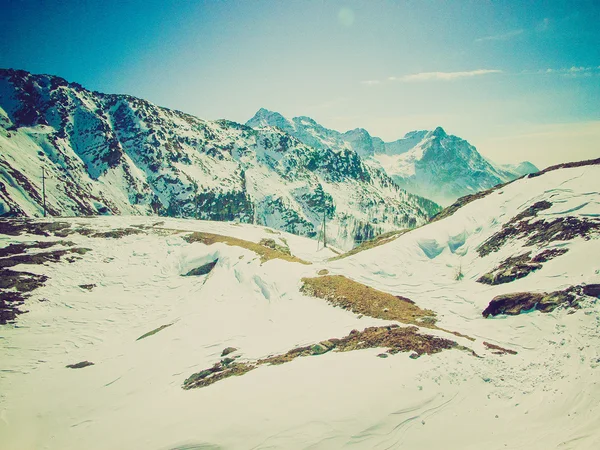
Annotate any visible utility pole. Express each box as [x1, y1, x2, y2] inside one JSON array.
[[41, 167, 47, 217], [322, 207, 327, 248]]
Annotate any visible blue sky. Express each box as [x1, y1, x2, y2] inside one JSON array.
[[1, 0, 599, 168]]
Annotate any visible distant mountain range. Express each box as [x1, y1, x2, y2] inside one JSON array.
[[247, 108, 537, 206], [0, 69, 440, 249]]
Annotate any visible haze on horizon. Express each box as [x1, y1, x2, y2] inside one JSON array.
[[1, 0, 599, 169]]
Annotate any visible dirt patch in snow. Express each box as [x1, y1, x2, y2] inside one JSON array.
[[183, 231, 310, 265], [527, 157, 600, 178], [0, 269, 48, 324], [66, 361, 94, 369], [0, 240, 76, 257], [477, 248, 569, 285], [136, 323, 174, 341], [183, 324, 459, 390], [301, 275, 436, 326], [0, 219, 150, 240], [0, 240, 91, 325], [89, 228, 146, 239], [483, 284, 600, 317], [483, 342, 518, 355], [477, 201, 600, 257], [0, 219, 72, 237], [0, 247, 91, 269], [258, 238, 291, 256]]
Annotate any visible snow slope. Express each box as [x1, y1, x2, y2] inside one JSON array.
[[1, 160, 598, 449], [0, 69, 439, 250], [247, 109, 537, 206]]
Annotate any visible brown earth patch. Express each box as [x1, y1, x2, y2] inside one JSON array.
[[0, 219, 72, 237], [0, 247, 91, 269], [0, 241, 75, 257], [300, 275, 436, 326], [183, 324, 459, 390], [483, 341, 518, 355], [258, 238, 291, 256], [527, 157, 600, 178], [183, 231, 310, 265], [136, 323, 174, 341], [90, 228, 146, 239]]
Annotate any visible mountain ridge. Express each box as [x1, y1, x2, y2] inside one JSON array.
[[246, 108, 538, 205], [0, 68, 439, 249]]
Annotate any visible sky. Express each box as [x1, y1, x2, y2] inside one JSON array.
[[1, 0, 599, 168]]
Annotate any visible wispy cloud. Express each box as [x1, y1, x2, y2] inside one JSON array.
[[360, 80, 380, 86], [524, 66, 600, 77], [391, 69, 502, 82], [475, 29, 523, 42]]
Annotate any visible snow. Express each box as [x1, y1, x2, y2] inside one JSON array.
[[1, 156, 598, 448]]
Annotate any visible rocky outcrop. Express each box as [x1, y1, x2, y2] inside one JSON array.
[[477, 248, 568, 285], [482, 284, 600, 317]]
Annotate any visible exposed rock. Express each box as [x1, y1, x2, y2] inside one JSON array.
[[531, 248, 569, 263], [79, 284, 96, 291], [66, 361, 94, 369], [0, 247, 92, 269], [477, 200, 599, 257], [183, 260, 218, 277], [582, 284, 600, 298], [183, 324, 460, 390], [477, 248, 568, 285], [258, 238, 291, 256], [221, 347, 238, 357], [482, 285, 599, 317]]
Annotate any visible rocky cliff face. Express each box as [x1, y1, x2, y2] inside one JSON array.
[[247, 109, 537, 206], [0, 69, 439, 249]]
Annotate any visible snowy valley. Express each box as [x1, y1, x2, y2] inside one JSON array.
[[1, 158, 599, 449]]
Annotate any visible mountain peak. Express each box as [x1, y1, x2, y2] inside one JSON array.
[[429, 126, 447, 138], [246, 108, 288, 129]]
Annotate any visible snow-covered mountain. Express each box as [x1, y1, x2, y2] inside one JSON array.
[[247, 109, 538, 206], [1, 159, 598, 449], [0, 69, 439, 249]]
